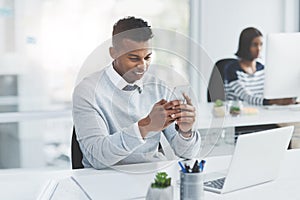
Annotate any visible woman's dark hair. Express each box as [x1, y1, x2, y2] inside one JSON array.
[[112, 16, 153, 47], [235, 27, 263, 61]]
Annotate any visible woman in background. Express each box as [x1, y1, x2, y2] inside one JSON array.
[[224, 27, 299, 149], [224, 27, 295, 106]]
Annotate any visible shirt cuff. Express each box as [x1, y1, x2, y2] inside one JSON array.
[[175, 123, 194, 140], [263, 99, 269, 105], [178, 131, 195, 140]]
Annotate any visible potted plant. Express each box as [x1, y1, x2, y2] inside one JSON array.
[[146, 172, 173, 200], [213, 99, 226, 117], [229, 101, 243, 116]]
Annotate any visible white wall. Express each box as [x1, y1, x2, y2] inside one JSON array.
[[190, 0, 299, 102], [200, 0, 299, 62]]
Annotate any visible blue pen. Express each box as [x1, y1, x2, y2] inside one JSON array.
[[199, 161, 203, 172], [178, 161, 187, 173], [202, 160, 206, 169], [199, 160, 206, 172]]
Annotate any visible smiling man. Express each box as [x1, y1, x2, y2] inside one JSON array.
[[72, 17, 201, 169]]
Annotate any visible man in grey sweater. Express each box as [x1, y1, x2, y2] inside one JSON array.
[[72, 16, 201, 169]]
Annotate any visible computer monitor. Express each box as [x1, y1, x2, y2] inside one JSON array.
[[264, 32, 300, 99]]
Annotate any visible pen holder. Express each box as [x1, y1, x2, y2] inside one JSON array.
[[180, 171, 204, 200]]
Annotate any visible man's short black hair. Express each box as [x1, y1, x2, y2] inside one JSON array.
[[235, 27, 263, 61], [112, 16, 153, 47]]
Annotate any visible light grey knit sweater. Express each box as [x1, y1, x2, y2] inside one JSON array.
[[72, 65, 201, 169]]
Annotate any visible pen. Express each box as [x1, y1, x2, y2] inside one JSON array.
[[192, 160, 199, 173], [184, 164, 191, 173], [178, 161, 187, 173], [199, 160, 206, 172]]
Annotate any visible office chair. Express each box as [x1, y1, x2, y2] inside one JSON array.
[[71, 126, 84, 169], [207, 58, 238, 102]]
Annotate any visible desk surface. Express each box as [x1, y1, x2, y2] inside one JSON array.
[[1, 103, 299, 128], [0, 110, 71, 123], [197, 103, 300, 129], [1, 149, 300, 200]]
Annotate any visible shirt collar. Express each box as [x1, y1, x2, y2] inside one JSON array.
[[106, 63, 143, 90]]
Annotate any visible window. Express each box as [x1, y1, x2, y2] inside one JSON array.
[[0, 0, 190, 168]]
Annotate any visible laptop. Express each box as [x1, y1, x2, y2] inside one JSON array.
[[204, 126, 294, 194]]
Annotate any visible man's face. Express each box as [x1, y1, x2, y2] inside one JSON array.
[[111, 38, 152, 83]]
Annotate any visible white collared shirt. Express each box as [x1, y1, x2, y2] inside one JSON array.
[[105, 64, 143, 91]]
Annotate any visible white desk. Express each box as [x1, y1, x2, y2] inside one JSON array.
[[197, 103, 300, 129], [1, 149, 300, 200], [0, 110, 71, 123], [1, 103, 299, 128]]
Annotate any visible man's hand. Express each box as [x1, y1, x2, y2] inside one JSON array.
[[138, 99, 181, 138], [171, 93, 196, 133]]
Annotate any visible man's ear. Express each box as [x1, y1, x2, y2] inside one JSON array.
[[109, 47, 118, 59]]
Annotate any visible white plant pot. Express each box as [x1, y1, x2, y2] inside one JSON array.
[[213, 106, 226, 117], [145, 185, 173, 200]]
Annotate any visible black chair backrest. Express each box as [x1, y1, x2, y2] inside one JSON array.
[[71, 126, 84, 169], [207, 58, 238, 102]]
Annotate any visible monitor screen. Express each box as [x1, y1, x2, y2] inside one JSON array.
[[264, 32, 300, 99]]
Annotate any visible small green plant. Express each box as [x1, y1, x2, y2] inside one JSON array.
[[151, 172, 171, 188], [230, 106, 241, 115], [214, 99, 224, 107]]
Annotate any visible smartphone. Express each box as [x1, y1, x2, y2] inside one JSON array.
[[168, 85, 192, 103]]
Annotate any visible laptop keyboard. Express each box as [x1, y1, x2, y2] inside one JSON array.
[[204, 177, 226, 190]]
